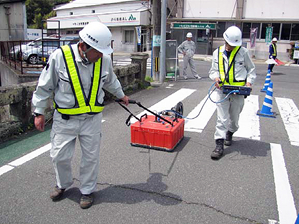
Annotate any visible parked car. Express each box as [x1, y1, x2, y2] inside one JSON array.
[[23, 36, 79, 65], [37, 36, 80, 65], [22, 37, 60, 64], [9, 40, 35, 60]]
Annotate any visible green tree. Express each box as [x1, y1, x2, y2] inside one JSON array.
[[26, 0, 71, 28]]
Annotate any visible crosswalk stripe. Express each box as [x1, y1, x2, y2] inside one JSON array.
[[184, 93, 217, 133], [131, 88, 196, 123], [271, 143, 297, 224], [275, 97, 299, 146], [234, 95, 260, 140]]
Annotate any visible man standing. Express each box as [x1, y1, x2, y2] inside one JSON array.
[[268, 37, 278, 74], [32, 22, 129, 209], [209, 26, 256, 160], [178, 32, 201, 80]]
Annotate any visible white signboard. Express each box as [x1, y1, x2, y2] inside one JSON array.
[[47, 12, 141, 29], [293, 50, 299, 59], [27, 29, 42, 40]]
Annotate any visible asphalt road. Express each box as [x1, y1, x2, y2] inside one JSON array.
[[0, 60, 298, 224]]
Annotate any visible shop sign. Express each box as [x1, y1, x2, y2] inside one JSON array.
[[110, 14, 136, 22], [172, 23, 216, 30]]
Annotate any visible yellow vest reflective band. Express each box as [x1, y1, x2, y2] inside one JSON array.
[[54, 45, 104, 115], [218, 45, 246, 86], [272, 43, 277, 56]]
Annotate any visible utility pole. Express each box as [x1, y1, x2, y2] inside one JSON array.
[[159, 0, 167, 83], [151, 0, 161, 82]]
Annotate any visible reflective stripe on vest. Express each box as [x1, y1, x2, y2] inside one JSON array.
[[54, 45, 104, 115], [272, 43, 277, 56], [218, 45, 245, 86]]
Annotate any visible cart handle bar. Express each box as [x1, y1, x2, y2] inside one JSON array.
[[115, 99, 173, 126]]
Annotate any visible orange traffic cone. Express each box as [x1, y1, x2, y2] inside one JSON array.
[[257, 82, 276, 118]]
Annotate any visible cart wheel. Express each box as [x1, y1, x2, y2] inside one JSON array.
[[175, 102, 183, 118]]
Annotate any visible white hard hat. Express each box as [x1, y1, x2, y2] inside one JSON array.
[[79, 22, 113, 54], [223, 26, 242, 46], [272, 37, 278, 42], [186, 32, 192, 38]]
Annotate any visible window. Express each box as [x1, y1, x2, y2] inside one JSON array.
[[272, 23, 281, 40], [242, 23, 251, 38], [124, 30, 134, 43], [92, 10, 95, 13], [281, 24, 291, 40], [70, 12, 73, 15], [291, 23, 299, 40], [216, 22, 225, 38]]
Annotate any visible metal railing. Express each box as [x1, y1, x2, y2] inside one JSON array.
[[0, 39, 76, 74]]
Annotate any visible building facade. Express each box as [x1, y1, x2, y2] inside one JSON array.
[[47, 0, 299, 60], [170, 0, 299, 61], [0, 0, 27, 41], [47, 0, 151, 52]]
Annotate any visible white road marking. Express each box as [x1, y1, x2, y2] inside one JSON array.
[[8, 143, 51, 167], [184, 93, 217, 133], [234, 95, 260, 140], [275, 97, 299, 146], [271, 143, 297, 224], [131, 88, 196, 123], [0, 120, 107, 177], [0, 165, 14, 176]]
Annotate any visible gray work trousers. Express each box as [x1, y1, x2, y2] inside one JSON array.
[[183, 55, 198, 77], [214, 89, 245, 140], [50, 111, 102, 195]]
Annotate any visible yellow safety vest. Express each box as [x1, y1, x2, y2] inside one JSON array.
[[54, 45, 104, 115], [218, 45, 246, 86], [271, 43, 277, 56]]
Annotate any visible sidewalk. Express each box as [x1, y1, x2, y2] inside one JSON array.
[[113, 51, 298, 66]]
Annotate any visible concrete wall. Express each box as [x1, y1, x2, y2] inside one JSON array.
[[0, 61, 40, 87], [183, 0, 299, 20], [244, 0, 299, 20], [0, 1, 26, 41], [184, 0, 236, 18], [111, 27, 136, 52]]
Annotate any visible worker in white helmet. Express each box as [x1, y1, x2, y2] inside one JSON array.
[[32, 22, 129, 209], [209, 26, 256, 160], [177, 32, 201, 80], [268, 37, 278, 74]]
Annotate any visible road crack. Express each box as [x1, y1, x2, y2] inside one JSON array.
[[97, 181, 264, 224]]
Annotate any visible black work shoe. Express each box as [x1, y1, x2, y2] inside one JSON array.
[[80, 194, 94, 209], [224, 131, 234, 146], [50, 186, 65, 201], [211, 139, 224, 160]]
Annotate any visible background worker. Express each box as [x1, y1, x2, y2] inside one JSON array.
[[32, 22, 129, 209], [177, 32, 201, 80], [209, 26, 256, 160], [268, 37, 278, 74]]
